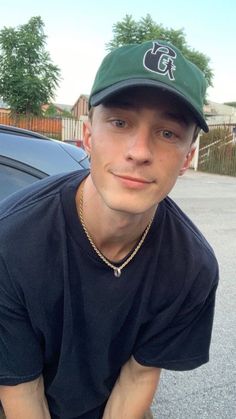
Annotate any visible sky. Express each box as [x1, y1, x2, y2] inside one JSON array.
[[1, 0, 235, 106]]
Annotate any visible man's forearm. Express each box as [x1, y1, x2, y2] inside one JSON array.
[[1, 395, 51, 419], [102, 357, 161, 419], [0, 376, 51, 419]]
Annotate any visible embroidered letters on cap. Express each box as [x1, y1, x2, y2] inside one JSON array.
[[143, 41, 177, 81]]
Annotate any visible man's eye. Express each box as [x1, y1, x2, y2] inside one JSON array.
[[112, 120, 126, 128], [162, 130, 174, 139]]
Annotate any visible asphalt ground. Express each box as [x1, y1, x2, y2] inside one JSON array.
[[152, 170, 236, 419]]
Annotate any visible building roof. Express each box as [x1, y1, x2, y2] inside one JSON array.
[[204, 101, 236, 117], [54, 103, 72, 112], [72, 94, 89, 110]]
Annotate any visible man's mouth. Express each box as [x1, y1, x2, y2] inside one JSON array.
[[117, 175, 152, 183], [114, 174, 154, 188]]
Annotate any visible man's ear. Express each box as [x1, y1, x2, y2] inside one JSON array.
[[83, 120, 92, 155], [179, 146, 196, 176]]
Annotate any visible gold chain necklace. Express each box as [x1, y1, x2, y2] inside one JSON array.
[[79, 184, 153, 278]]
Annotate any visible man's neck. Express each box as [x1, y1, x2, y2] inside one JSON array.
[[75, 176, 156, 263]]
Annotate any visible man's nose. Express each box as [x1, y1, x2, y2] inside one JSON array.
[[125, 127, 153, 164]]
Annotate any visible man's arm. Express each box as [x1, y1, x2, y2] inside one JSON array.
[[103, 356, 161, 419], [0, 375, 51, 419]]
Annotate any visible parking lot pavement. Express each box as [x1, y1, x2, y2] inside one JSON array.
[[151, 170, 236, 419]]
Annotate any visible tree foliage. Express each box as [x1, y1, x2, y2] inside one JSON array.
[[44, 103, 72, 118], [43, 104, 59, 117], [0, 16, 61, 115], [106, 14, 213, 87]]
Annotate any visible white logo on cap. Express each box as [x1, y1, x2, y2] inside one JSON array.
[[143, 41, 177, 80]]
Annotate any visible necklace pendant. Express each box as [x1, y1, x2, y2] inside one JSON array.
[[114, 267, 121, 277]]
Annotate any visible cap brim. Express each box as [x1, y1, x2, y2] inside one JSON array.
[[90, 79, 209, 132]]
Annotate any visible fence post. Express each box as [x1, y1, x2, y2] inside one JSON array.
[[233, 126, 236, 144], [191, 134, 200, 171]]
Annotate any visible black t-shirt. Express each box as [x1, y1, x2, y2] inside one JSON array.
[[0, 170, 219, 419]]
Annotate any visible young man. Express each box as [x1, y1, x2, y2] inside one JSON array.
[[0, 40, 218, 419]]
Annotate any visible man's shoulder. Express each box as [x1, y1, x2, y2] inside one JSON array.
[[162, 196, 217, 261], [155, 197, 219, 313], [0, 169, 88, 223]]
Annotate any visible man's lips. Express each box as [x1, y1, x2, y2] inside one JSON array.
[[113, 173, 154, 188], [116, 175, 152, 184]]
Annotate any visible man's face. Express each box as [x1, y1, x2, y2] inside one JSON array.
[[84, 88, 197, 215]]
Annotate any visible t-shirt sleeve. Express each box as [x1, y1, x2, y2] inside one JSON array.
[[133, 260, 219, 371], [0, 254, 43, 385]]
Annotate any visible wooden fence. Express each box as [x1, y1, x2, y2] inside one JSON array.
[[198, 124, 236, 177], [0, 113, 85, 142]]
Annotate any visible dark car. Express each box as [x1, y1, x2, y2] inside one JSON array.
[[0, 124, 89, 201]]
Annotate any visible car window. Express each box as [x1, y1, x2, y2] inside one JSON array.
[[0, 163, 42, 200]]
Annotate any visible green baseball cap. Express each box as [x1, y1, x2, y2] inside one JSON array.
[[89, 40, 209, 132]]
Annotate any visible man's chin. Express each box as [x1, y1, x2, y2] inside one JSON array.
[[105, 199, 157, 216]]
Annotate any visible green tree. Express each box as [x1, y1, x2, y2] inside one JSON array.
[[0, 16, 61, 115], [106, 14, 213, 87], [44, 103, 72, 118], [43, 103, 59, 117]]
